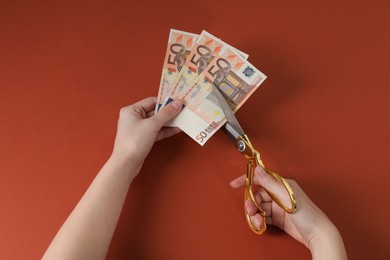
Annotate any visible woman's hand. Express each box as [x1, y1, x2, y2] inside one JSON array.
[[230, 167, 347, 259], [112, 97, 183, 167], [43, 97, 183, 260]]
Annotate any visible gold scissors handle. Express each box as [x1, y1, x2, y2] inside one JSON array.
[[238, 135, 297, 234]]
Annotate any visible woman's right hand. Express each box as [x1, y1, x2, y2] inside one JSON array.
[[230, 166, 347, 260]]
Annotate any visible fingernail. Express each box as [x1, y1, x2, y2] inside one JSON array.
[[171, 100, 183, 110], [253, 218, 260, 229]]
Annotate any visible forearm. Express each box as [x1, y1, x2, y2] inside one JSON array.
[[43, 154, 141, 260]]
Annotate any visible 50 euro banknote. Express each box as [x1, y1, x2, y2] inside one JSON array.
[[155, 29, 199, 112], [162, 30, 249, 109], [170, 47, 266, 145]]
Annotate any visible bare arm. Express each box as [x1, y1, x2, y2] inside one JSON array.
[[43, 97, 183, 259]]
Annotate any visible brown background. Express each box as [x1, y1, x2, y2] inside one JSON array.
[[1, 0, 389, 259]]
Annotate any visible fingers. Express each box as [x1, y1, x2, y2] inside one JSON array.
[[246, 198, 274, 229], [255, 166, 294, 209], [250, 214, 264, 230], [230, 167, 296, 230], [245, 198, 258, 215], [133, 97, 157, 112], [245, 195, 264, 229], [119, 97, 157, 120], [246, 198, 272, 217], [151, 100, 183, 129], [230, 167, 292, 204], [156, 127, 182, 141], [229, 173, 264, 188], [229, 175, 246, 188]]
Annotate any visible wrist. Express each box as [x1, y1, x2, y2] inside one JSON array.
[[109, 152, 144, 181], [111, 144, 145, 166], [309, 222, 347, 260]]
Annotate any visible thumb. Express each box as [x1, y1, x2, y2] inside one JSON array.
[[152, 100, 183, 128], [255, 166, 292, 208]]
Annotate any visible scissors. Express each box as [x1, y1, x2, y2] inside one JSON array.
[[212, 86, 297, 234]]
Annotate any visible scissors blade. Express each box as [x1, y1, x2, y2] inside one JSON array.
[[212, 85, 245, 141]]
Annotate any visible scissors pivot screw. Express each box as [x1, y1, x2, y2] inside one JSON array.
[[237, 140, 246, 152]]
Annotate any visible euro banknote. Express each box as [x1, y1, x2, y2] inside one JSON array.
[[161, 30, 226, 108], [161, 30, 249, 109], [169, 46, 267, 145], [155, 29, 199, 112], [154, 29, 266, 145]]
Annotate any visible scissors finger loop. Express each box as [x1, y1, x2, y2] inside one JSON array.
[[245, 160, 267, 234]]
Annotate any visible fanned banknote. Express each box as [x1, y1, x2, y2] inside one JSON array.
[[161, 31, 249, 108], [155, 29, 199, 112], [162, 31, 226, 107], [169, 46, 267, 145]]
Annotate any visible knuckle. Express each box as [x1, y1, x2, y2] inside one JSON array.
[[262, 171, 276, 184], [119, 106, 129, 116]]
